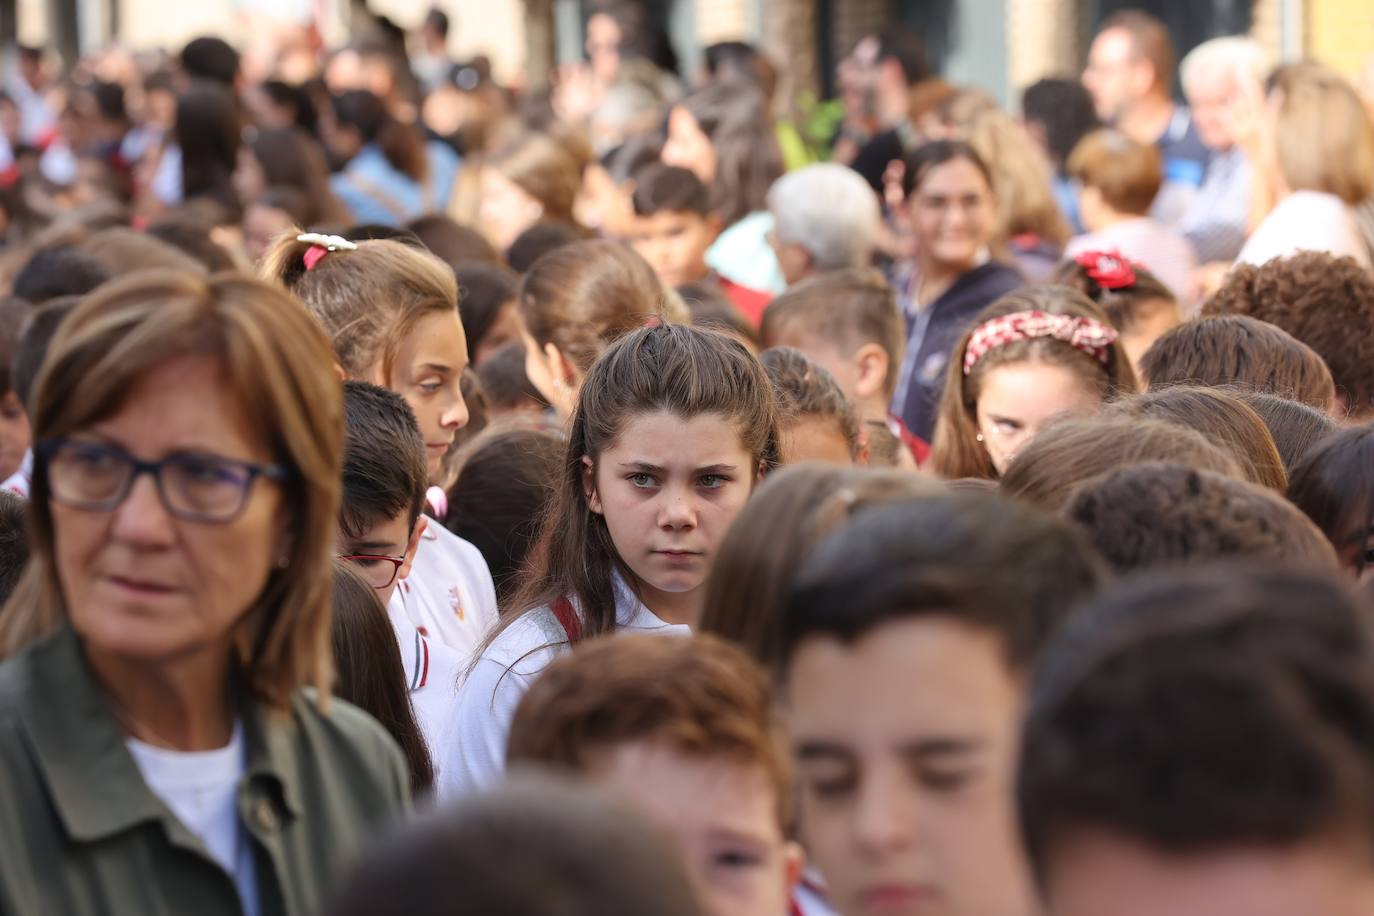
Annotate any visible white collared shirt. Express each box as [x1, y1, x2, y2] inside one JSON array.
[[384, 592, 464, 789], [390, 518, 498, 664], [438, 575, 690, 800]]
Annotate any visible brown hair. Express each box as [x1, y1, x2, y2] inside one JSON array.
[[330, 561, 435, 795], [761, 347, 862, 462], [675, 84, 784, 227], [1101, 9, 1176, 94], [1139, 315, 1336, 410], [499, 324, 780, 643], [1269, 62, 1374, 205], [488, 133, 583, 226], [1202, 252, 1374, 418], [759, 268, 905, 400], [930, 287, 1140, 480], [1063, 462, 1338, 574], [1230, 391, 1339, 476], [1068, 129, 1163, 216], [80, 226, 207, 275], [0, 271, 343, 709], [698, 464, 939, 673], [1050, 258, 1177, 335], [508, 632, 792, 829], [999, 415, 1245, 511], [259, 233, 459, 381], [1288, 424, 1374, 576], [1106, 387, 1289, 491], [517, 239, 685, 374]]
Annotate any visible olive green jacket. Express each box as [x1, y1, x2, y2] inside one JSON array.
[[0, 626, 411, 916]]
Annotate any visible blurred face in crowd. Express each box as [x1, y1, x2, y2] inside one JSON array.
[[1045, 830, 1374, 916], [52, 356, 287, 675], [785, 617, 1037, 916], [764, 324, 892, 418], [243, 203, 296, 263], [663, 107, 718, 187], [586, 12, 623, 85], [588, 739, 803, 916], [377, 311, 470, 483], [974, 361, 1103, 474], [1083, 28, 1150, 122], [585, 410, 755, 622], [576, 162, 635, 237], [906, 158, 996, 276], [233, 147, 267, 205], [0, 390, 30, 482], [336, 509, 424, 606], [780, 417, 855, 466], [1185, 66, 1242, 151], [626, 209, 719, 289], [473, 300, 520, 367], [479, 168, 544, 252]]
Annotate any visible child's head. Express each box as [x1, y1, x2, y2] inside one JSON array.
[[1288, 424, 1374, 581], [506, 220, 582, 274], [779, 491, 1105, 916], [0, 490, 29, 605], [759, 268, 904, 420], [1067, 129, 1163, 225], [626, 163, 719, 289], [516, 239, 682, 418], [760, 347, 862, 465], [406, 214, 500, 267], [453, 263, 520, 366], [444, 425, 565, 605], [765, 163, 880, 286], [338, 381, 429, 605], [12, 296, 80, 416], [1230, 390, 1338, 476], [479, 132, 582, 252], [1106, 386, 1288, 491], [1021, 566, 1374, 916], [1000, 415, 1245, 511], [0, 297, 32, 481], [260, 233, 469, 481], [1203, 251, 1374, 418], [1140, 315, 1336, 411], [699, 464, 939, 673], [931, 287, 1139, 480], [508, 633, 801, 916], [678, 283, 760, 352], [11, 245, 111, 303], [244, 188, 308, 263], [1051, 252, 1180, 369], [515, 324, 779, 636], [474, 341, 549, 420], [329, 560, 435, 795], [1064, 462, 1338, 574]]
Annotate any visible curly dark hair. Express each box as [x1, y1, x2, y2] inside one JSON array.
[[1202, 252, 1374, 418]]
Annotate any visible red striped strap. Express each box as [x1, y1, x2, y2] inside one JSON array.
[[550, 596, 582, 644]]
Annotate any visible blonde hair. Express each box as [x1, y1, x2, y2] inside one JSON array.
[[1271, 62, 1374, 205], [0, 271, 343, 710], [1069, 128, 1163, 216], [259, 234, 459, 381]]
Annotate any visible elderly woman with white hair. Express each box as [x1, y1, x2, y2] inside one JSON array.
[[766, 163, 882, 287]]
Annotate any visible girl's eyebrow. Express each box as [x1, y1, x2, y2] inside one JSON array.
[[618, 462, 739, 474]]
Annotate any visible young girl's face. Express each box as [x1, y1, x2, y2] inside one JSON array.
[[381, 310, 471, 483], [975, 360, 1103, 474], [480, 168, 543, 252], [662, 107, 718, 187], [586, 410, 755, 618], [907, 158, 996, 274]]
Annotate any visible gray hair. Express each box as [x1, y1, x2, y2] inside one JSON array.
[[767, 164, 881, 272], [1180, 37, 1270, 94]]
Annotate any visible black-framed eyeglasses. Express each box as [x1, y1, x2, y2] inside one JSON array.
[[37, 438, 288, 524], [339, 553, 407, 590]]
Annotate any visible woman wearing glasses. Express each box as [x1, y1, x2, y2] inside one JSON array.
[[0, 271, 410, 915]]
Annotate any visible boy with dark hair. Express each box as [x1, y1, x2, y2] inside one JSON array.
[[11, 246, 111, 304], [509, 633, 804, 916], [0, 490, 28, 604], [338, 381, 464, 781], [760, 269, 923, 463], [625, 163, 723, 293], [3, 296, 80, 497], [1020, 565, 1374, 915], [1063, 462, 1338, 574], [779, 491, 1105, 916]]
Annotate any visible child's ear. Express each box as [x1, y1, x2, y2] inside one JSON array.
[[853, 342, 890, 401], [581, 455, 604, 515], [398, 515, 428, 582]]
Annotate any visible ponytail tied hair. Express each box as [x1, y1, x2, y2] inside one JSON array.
[[298, 233, 358, 272]]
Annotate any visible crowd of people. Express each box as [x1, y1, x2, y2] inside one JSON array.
[[0, 4, 1373, 914]]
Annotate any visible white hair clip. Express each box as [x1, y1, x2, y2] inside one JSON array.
[[295, 232, 358, 252]]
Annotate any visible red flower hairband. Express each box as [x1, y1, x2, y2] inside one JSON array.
[[1075, 250, 1137, 290], [963, 310, 1119, 376]]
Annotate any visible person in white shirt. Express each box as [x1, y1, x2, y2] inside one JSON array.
[[260, 234, 500, 659], [336, 381, 469, 786], [1236, 62, 1374, 269], [441, 323, 782, 798]]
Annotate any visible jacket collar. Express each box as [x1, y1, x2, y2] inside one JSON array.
[[19, 625, 302, 843]]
